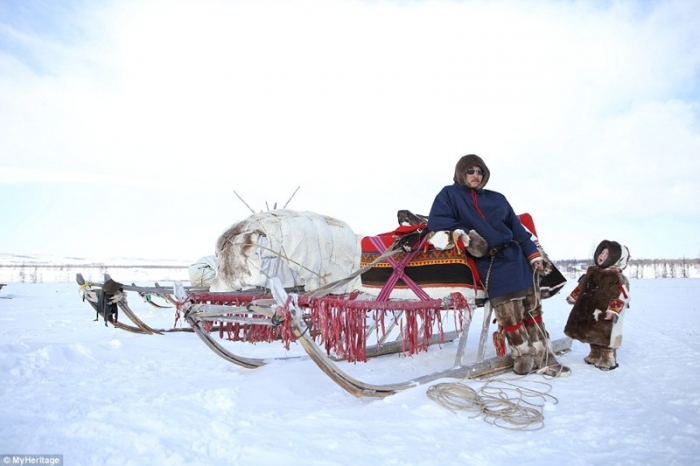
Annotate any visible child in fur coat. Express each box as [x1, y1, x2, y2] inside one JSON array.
[[564, 240, 631, 371]]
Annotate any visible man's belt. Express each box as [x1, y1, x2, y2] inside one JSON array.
[[488, 240, 516, 257]]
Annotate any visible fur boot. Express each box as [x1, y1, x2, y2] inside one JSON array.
[[522, 295, 571, 377], [495, 299, 534, 375], [510, 340, 535, 375], [595, 348, 618, 371], [584, 344, 603, 365]]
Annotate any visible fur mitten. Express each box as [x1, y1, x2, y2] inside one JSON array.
[[466, 230, 488, 257]]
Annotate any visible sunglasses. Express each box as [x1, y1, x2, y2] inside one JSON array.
[[466, 168, 484, 176]]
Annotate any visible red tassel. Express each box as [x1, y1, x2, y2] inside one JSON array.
[[493, 328, 507, 357]]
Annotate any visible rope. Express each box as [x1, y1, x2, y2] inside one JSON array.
[[78, 282, 99, 304], [78, 282, 92, 293], [483, 254, 495, 299], [526, 268, 557, 374], [426, 375, 558, 431], [523, 268, 570, 378]]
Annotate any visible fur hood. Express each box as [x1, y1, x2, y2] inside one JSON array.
[[593, 240, 630, 270], [453, 154, 490, 190]]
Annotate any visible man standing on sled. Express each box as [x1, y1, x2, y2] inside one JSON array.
[[428, 154, 570, 377]]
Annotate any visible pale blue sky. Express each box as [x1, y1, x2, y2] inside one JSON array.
[[1, 0, 699, 262]]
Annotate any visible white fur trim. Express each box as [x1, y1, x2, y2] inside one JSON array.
[[427, 231, 451, 250]]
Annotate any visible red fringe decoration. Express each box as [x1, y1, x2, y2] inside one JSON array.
[[189, 293, 472, 363]]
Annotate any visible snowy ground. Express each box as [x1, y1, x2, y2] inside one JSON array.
[[1, 276, 699, 465]]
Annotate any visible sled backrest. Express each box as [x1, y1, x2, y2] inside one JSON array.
[[518, 212, 538, 237], [358, 224, 485, 302]]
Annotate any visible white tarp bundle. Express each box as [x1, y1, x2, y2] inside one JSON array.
[[188, 255, 217, 287], [210, 210, 362, 293]]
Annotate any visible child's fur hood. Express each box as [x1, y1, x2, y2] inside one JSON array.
[[594, 240, 630, 270]]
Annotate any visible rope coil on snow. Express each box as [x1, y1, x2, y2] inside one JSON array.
[[427, 376, 558, 431]]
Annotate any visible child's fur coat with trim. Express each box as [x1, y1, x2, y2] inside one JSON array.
[[564, 240, 631, 348]]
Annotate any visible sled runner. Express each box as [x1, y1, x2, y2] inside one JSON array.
[[76, 209, 571, 397]]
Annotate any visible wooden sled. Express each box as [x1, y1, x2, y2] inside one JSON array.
[[78, 274, 571, 397], [75, 213, 571, 398]]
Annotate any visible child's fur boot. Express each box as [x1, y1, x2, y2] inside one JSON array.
[[595, 348, 618, 371], [584, 344, 603, 365]]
